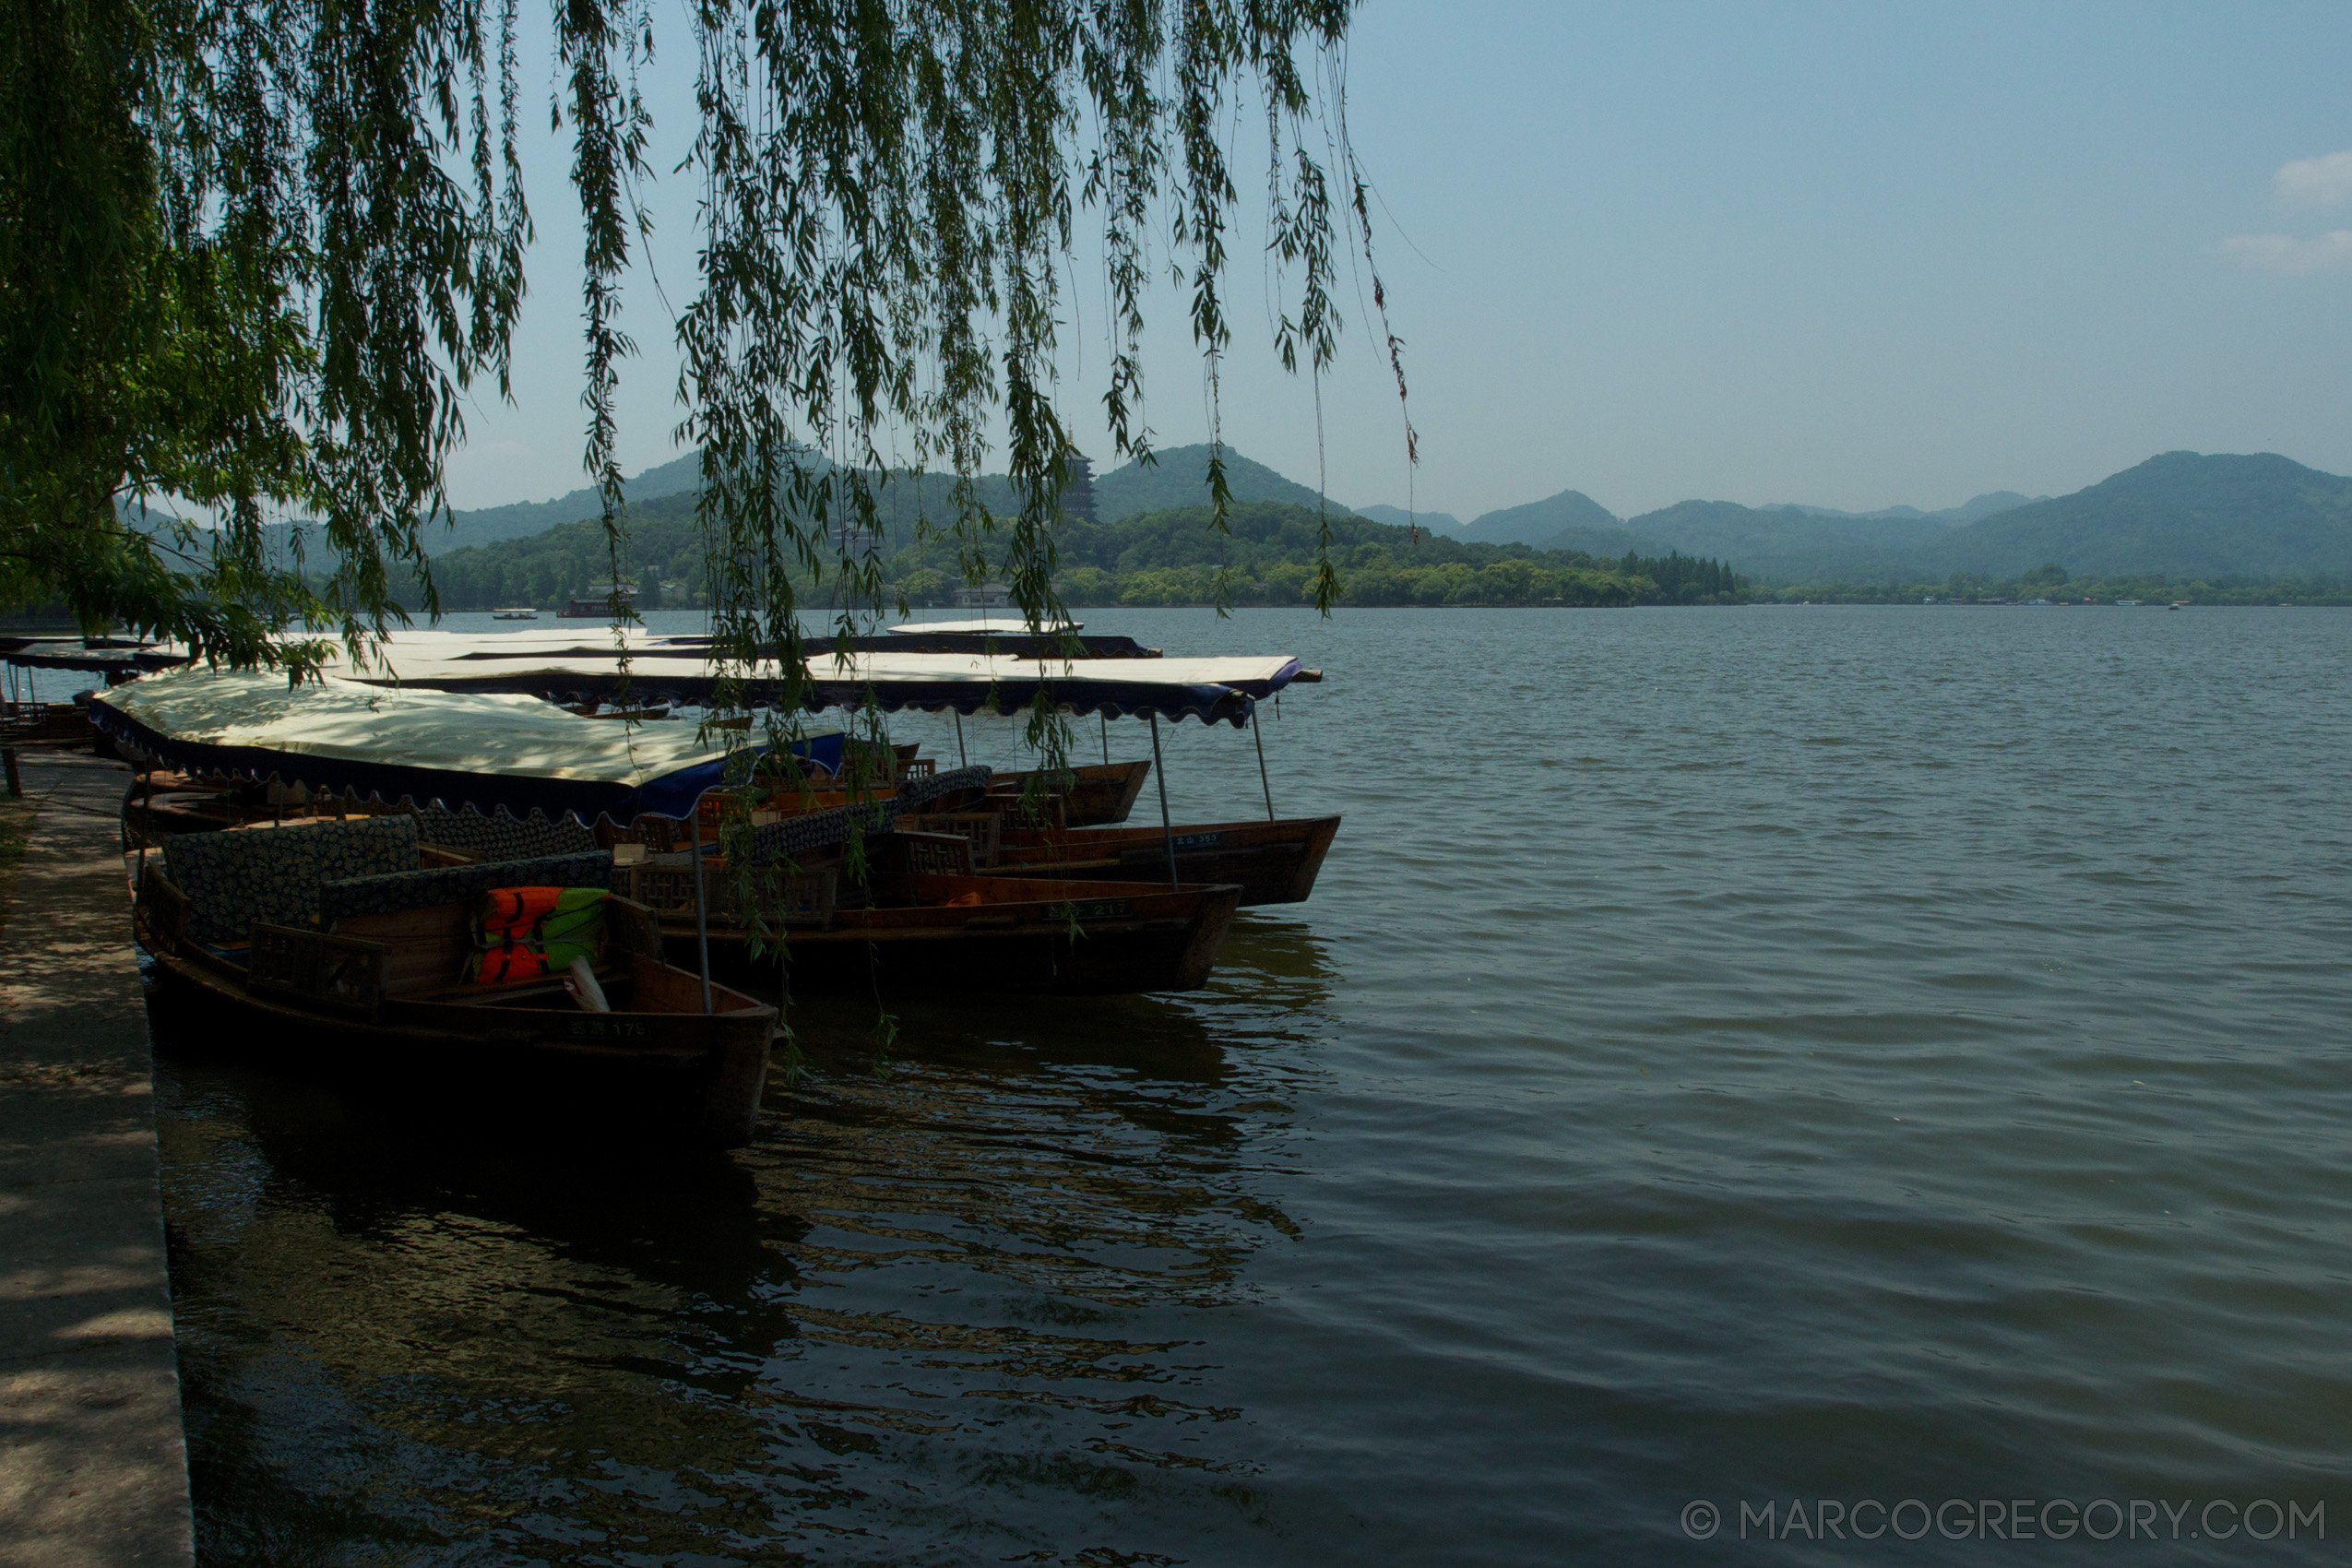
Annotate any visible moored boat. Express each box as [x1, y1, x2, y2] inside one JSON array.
[[771, 871, 1240, 995], [133, 815, 776, 1146], [944, 814, 1341, 906], [991, 759, 1151, 826], [715, 757, 1146, 827], [608, 826, 1241, 995]]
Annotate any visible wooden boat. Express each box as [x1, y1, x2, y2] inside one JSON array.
[[612, 842, 1241, 995], [124, 789, 242, 839], [134, 818, 776, 1146], [563, 701, 674, 721], [1, 702, 96, 748], [991, 759, 1150, 826], [935, 814, 1340, 907], [122, 783, 422, 846], [669, 756, 1147, 832]]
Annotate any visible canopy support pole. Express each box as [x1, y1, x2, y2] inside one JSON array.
[[1100, 713, 1110, 766], [954, 709, 968, 768], [1252, 707, 1276, 822], [134, 765, 151, 885], [1148, 713, 1177, 888], [689, 790, 714, 1015]]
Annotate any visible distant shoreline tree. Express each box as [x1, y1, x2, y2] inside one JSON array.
[[415, 498, 1746, 611]]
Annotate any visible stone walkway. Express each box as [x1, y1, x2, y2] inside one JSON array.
[[0, 752, 193, 1568]]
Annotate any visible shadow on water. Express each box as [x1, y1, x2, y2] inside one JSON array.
[[158, 914, 1338, 1565]]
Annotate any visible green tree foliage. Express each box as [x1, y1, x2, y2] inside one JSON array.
[[3, 0, 528, 668], [5, 0, 1400, 706]]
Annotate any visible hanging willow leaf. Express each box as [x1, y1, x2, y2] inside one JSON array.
[[8, 0, 1408, 679]]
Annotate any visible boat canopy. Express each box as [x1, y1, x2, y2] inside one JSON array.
[[1, 637, 185, 675], [885, 617, 1081, 635], [340, 631, 1289, 725], [90, 669, 844, 819]]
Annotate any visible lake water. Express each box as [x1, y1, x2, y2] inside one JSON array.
[[157, 606, 2352, 1563]]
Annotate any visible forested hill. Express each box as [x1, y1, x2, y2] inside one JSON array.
[[1454, 488, 1625, 549], [1923, 452, 2352, 578], [1093, 445, 1345, 520], [434, 450, 705, 552], [428, 443, 1348, 551], [1608, 499, 1960, 582], [422, 498, 1742, 610]]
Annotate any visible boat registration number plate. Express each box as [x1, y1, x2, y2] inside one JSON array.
[[1059, 898, 1134, 921], [1172, 832, 1226, 849], [568, 1017, 651, 1040]]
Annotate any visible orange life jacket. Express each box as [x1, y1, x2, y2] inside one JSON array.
[[473, 942, 551, 984], [480, 885, 564, 933], [469, 886, 609, 985]]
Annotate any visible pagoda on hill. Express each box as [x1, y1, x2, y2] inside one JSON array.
[[1062, 453, 1098, 525]]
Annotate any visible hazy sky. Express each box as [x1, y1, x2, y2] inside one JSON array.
[[440, 0, 2352, 522]]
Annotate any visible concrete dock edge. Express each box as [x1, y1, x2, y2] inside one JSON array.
[[0, 753, 194, 1568]]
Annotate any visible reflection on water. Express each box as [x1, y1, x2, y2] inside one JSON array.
[[165, 913, 1335, 1565]]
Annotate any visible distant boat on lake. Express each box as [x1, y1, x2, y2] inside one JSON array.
[[493, 607, 538, 621], [557, 585, 637, 620]]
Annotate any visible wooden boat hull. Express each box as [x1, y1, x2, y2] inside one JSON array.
[[992, 760, 1151, 826], [982, 814, 1340, 906], [124, 792, 243, 840], [659, 874, 1241, 996], [2, 701, 100, 747], [136, 897, 776, 1147]]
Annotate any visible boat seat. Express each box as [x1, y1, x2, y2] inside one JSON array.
[[317, 849, 613, 926], [742, 802, 892, 866], [159, 815, 421, 945], [411, 804, 597, 862], [893, 765, 992, 812]]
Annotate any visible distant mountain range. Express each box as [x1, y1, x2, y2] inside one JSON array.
[[428, 442, 1343, 553], [427, 445, 2352, 585], [1354, 504, 1463, 532], [1766, 491, 2045, 525], [1375, 483, 2051, 569], [1351, 456, 2352, 582], [431, 450, 705, 552]]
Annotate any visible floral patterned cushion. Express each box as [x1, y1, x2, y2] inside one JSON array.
[[895, 765, 992, 811], [317, 850, 614, 926], [742, 802, 893, 866], [160, 817, 422, 945], [413, 804, 597, 861]]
